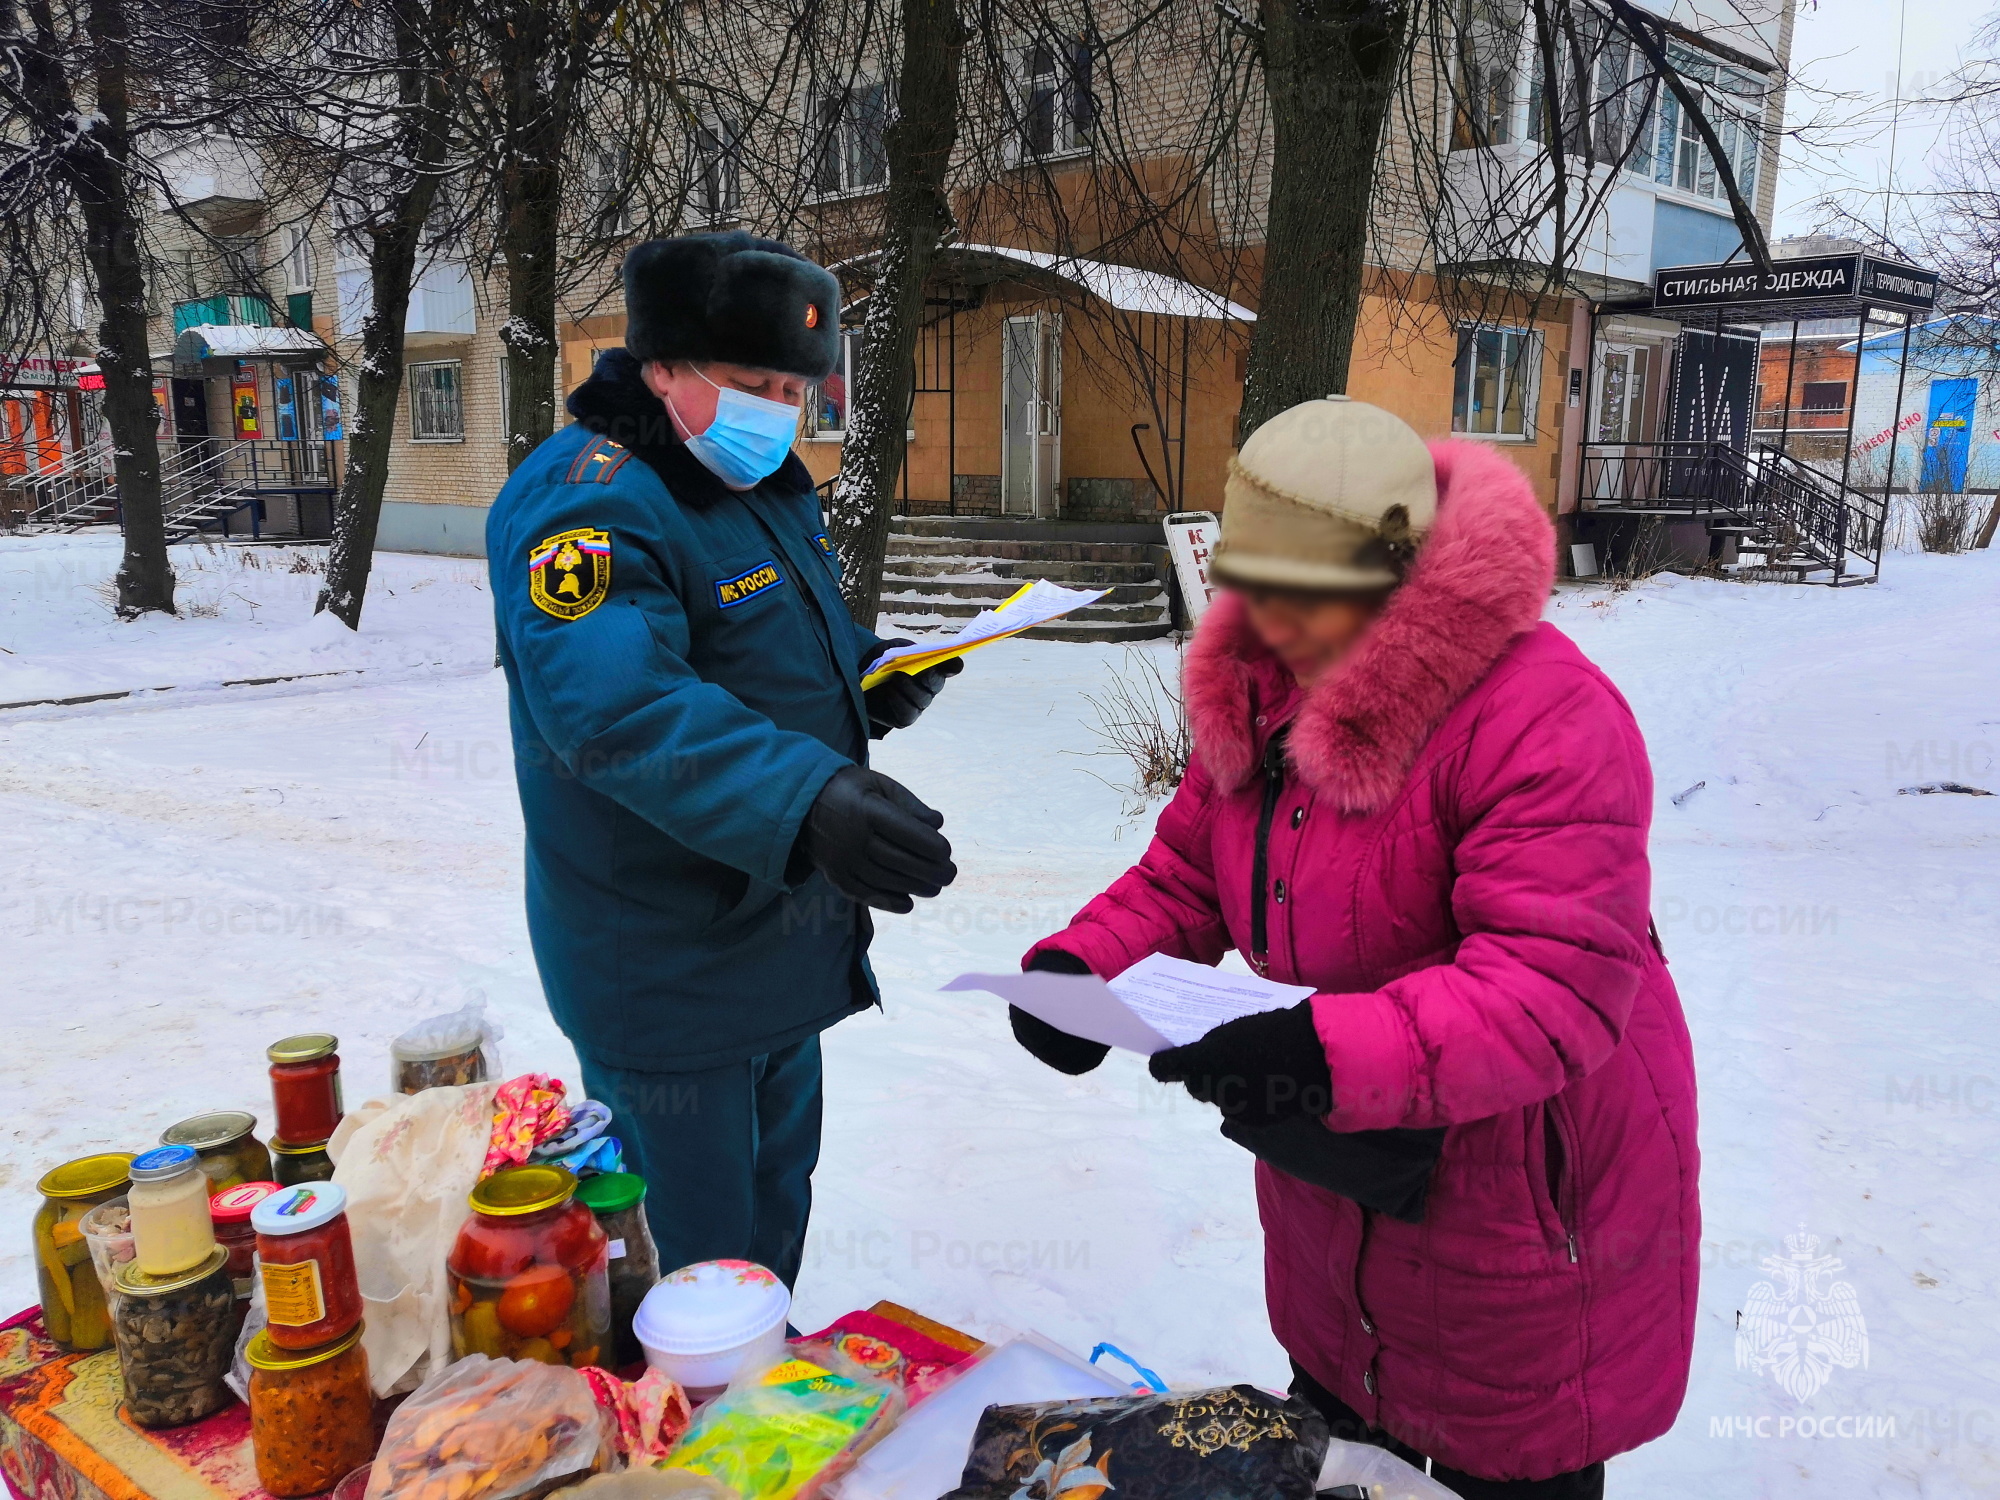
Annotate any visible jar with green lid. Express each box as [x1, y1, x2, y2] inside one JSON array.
[[271, 1138, 336, 1187], [575, 1172, 659, 1367], [161, 1110, 273, 1192], [111, 1245, 236, 1428], [34, 1152, 135, 1351]]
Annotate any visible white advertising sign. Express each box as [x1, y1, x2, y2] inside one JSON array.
[[1162, 510, 1220, 624]]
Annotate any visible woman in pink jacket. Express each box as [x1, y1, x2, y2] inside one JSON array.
[[1016, 397, 1699, 1498]]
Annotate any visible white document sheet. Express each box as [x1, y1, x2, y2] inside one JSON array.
[[1106, 951, 1316, 1048], [942, 952, 1314, 1055], [940, 969, 1171, 1054], [867, 580, 1111, 671]]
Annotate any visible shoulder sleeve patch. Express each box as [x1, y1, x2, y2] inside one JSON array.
[[565, 437, 633, 486], [529, 528, 612, 620]]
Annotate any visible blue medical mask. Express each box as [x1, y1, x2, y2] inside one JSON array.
[[670, 366, 801, 488]]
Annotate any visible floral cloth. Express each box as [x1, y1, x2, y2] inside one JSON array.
[[481, 1073, 574, 1176], [579, 1365, 693, 1465]]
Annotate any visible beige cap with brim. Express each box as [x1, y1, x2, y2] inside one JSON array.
[[1209, 395, 1437, 594]]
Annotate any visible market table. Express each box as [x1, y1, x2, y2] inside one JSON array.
[[0, 1304, 983, 1500]]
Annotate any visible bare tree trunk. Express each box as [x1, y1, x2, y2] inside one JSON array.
[[500, 131, 563, 472], [71, 0, 173, 615], [316, 203, 439, 627], [829, 0, 965, 625], [1239, 0, 1410, 437], [316, 0, 456, 629]]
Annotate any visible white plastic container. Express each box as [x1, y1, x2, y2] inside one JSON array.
[[633, 1259, 790, 1396]]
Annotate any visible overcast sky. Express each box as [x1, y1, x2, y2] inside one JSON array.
[[1770, 0, 1986, 242]]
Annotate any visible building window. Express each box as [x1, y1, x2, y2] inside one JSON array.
[[283, 225, 315, 293], [811, 82, 888, 196], [409, 360, 464, 441], [805, 329, 863, 438], [1452, 327, 1539, 439], [594, 147, 634, 236], [1800, 380, 1847, 413], [1450, 0, 1519, 149], [1645, 46, 1762, 203], [689, 117, 742, 222], [1013, 37, 1095, 159]]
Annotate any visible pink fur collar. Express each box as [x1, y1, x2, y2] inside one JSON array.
[[1183, 438, 1555, 814]]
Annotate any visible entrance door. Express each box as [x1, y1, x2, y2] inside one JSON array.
[[1000, 312, 1060, 516], [1589, 343, 1651, 502], [1921, 378, 1976, 493], [171, 378, 210, 437], [288, 365, 328, 478]]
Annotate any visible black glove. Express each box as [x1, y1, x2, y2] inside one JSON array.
[[1148, 1000, 1332, 1127], [1220, 1115, 1445, 1224], [797, 766, 956, 914], [861, 641, 964, 739], [1009, 950, 1112, 1076]]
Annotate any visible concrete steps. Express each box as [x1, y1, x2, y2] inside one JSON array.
[[879, 516, 1175, 643]]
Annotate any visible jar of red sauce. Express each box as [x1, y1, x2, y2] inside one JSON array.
[[447, 1165, 610, 1369], [210, 1181, 280, 1321], [267, 1034, 343, 1146], [252, 1182, 362, 1350]]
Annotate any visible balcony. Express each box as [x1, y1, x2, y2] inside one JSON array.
[[405, 261, 476, 344], [155, 136, 263, 217], [173, 294, 276, 337]]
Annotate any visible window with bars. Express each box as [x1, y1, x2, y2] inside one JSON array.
[[409, 360, 464, 442], [810, 83, 888, 196], [1452, 328, 1540, 439], [1800, 380, 1847, 413]]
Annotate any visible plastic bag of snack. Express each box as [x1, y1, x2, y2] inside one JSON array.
[[941, 1384, 1328, 1500], [659, 1348, 901, 1500], [364, 1354, 613, 1500]]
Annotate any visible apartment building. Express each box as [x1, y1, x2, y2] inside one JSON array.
[[103, 0, 1796, 558]]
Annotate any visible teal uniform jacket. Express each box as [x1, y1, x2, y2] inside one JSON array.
[[487, 352, 884, 1072]]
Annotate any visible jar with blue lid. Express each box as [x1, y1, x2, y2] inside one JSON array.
[[128, 1145, 217, 1278]]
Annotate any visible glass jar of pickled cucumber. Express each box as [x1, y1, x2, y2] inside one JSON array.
[[270, 1139, 335, 1187], [160, 1111, 273, 1192], [34, 1152, 135, 1352]]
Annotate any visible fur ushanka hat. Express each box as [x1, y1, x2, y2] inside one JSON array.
[[621, 231, 841, 381]]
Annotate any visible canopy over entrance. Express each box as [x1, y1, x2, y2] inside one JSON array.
[[831, 243, 1255, 322]]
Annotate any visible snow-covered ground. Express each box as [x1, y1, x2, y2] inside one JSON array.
[[3, 533, 1997, 1496]]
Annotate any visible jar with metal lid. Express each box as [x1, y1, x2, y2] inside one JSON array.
[[111, 1245, 236, 1428], [447, 1164, 610, 1369], [575, 1171, 659, 1368], [268, 1034, 343, 1146], [211, 1181, 281, 1322], [246, 1326, 376, 1498], [34, 1152, 134, 1351], [271, 1138, 336, 1187], [127, 1146, 218, 1278], [161, 1110, 273, 1192]]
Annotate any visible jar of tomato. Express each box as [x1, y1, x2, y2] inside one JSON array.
[[252, 1182, 362, 1350], [246, 1327, 375, 1498], [267, 1034, 343, 1146], [447, 1165, 609, 1370]]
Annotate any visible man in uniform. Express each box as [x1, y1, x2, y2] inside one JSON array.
[[487, 231, 961, 1286]]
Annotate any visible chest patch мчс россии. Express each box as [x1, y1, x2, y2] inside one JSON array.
[[715, 560, 786, 609]]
